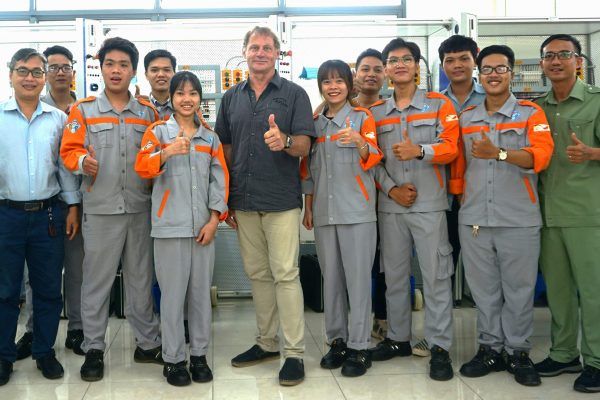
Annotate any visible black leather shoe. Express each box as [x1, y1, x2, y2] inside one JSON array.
[[15, 332, 33, 360], [505, 350, 541, 386], [429, 345, 454, 381], [163, 361, 191, 387], [0, 359, 13, 386], [574, 365, 600, 393], [65, 330, 85, 356], [80, 349, 104, 382], [535, 356, 582, 377], [368, 338, 412, 361], [36, 353, 64, 380], [133, 345, 164, 365], [279, 357, 304, 386], [320, 338, 347, 369], [460, 345, 505, 378], [231, 345, 280, 367], [341, 349, 372, 377], [190, 355, 213, 383]]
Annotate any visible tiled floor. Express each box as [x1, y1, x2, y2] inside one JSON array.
[[2, 300, 592, 399]]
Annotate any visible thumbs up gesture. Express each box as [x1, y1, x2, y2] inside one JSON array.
[[471, 130, 498, 159], [338, 117, 363, 146], [264, 114, 286, 151], [83, 144, 98, 176], [566, 132, 590, 164], [392, 130, 422, 161], [165, 128, 191, 159]]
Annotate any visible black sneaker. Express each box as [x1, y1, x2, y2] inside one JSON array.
[[65, 330, 85, 356], [80, 349, 104, 382], [279, 357, 304, 386], [15, 332, 33, 360], [574, 365, 600, 393], [505, 350, 541, 386], [460, 345, 505, 378], [36, 353, 64, 380], [231, 344, 280, 367], [368, 338, 411, 361], [0, 359, 12, 386], [190, 355, 213, 383], [133, 345, 164, 365], [320, 338, 347, 369], [341, 349, 372, 377], [429, 345, 454, 381], [534, 356, 582, 377], [163, 361, 191, 387]]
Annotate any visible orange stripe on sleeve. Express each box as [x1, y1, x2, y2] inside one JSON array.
[[431, 97, 459, 164], [521, 109, 554, 173]]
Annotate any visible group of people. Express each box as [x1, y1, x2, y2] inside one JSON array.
[[0, 25, 599, 394]]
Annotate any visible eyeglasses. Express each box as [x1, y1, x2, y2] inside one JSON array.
[[541, 51, 579, 61], [479, 65, 512, 75], [48, 64, 73, 73], [386, 56, 415, 66], [13, 67, 45, 78]]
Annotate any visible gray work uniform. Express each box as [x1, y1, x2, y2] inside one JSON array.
[[135, 117, 228, 363], [302, 102, 382, 350], [60, 91, 161, 352], [456, 95, 554, 354], [370, 90, 459, 351]]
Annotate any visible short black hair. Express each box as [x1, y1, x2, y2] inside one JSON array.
[[97, 37, 139, 71], [143, 49, 177, 72], [539, 34, 582, 57], [356, 48, 383, 69], [9, 48, 46, 71], [438, 35, 478, 62], [317, 60, 354, 102], [382, 38, 421, 65], [169, 71, 203, 102], [43, 45, 74, 64], [476, 45, 515, 70]]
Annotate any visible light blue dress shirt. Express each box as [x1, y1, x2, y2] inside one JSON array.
[[0, 98, 80, 204], [441, 79, 486, 113]]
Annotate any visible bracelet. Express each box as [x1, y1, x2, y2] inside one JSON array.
[[359, 142, 369, 150]]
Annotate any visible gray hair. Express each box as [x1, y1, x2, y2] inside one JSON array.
[[243, 26, 280, 51], [8, 48, 47, 71]]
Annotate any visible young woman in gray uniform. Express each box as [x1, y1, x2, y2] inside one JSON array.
[[301, 60, 382, 377], [135, 72, 229, 386]]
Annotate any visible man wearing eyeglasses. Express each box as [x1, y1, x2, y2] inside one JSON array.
[[450, 45, 553, 387], [367, 38, 459, 381], [14, 45, 85, 361], [533, 34, 600, 394], [0, 48, 80, 386]]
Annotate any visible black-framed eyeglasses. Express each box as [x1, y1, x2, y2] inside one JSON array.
[[542, 51, 579, 61], [48, 64, 73, 73], [13, 67, 45, 78], [386, 56, 415, 66], [479, 65, 512, 75]]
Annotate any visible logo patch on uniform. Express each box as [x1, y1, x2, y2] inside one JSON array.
[[445, 114, 458, 122], [66, 119, 80, 133], [365, 132, 376, 139], [533, 124, 550, 132], [139, 111, 145, 118], [141, 140, 154, 151], [422, 104, 430, 112], [511, 112, 520, 121]]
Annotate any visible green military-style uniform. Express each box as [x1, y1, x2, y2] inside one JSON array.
[[536, 78, 600, 369]]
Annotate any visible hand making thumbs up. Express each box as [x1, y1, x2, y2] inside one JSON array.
[[164, 128, 191, 160], [83, 145, 98, 176], [566, 132, 591, 164], [264, 113, 286, 151], [338, 117, 362, 146], [471, 130, 498, 159], [392, 129, 422, 161]]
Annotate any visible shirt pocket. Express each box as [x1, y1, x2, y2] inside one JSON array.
[[498, 127, 526, 150], [410, 118, 436, 144], [568, 119, 594, 145], [132, 124, 147, 148], [335, 139, 357, 163], [88, 123, 114, 148], [376, 124, 395, 150], [267, 99, 290, 129]]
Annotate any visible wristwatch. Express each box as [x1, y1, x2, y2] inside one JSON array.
[[416, 145, 425, 160], [284, 134, 293, 149], [498, 148, 508, 161]]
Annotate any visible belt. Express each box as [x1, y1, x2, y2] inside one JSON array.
[[0, 195, 59, 212]]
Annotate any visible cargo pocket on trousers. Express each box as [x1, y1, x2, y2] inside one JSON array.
[[436, 243, 454, 279]]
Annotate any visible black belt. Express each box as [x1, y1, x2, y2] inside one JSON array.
[[0, 195, 59, 212]]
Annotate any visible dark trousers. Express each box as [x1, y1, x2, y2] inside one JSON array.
[[0, 204, 64, 362]]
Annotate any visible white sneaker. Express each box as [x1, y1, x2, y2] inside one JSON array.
[[412, 338, 430, 357]]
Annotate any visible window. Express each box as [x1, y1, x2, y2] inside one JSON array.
[[161, 0, 278, 8], [36, 0, 155, 11]]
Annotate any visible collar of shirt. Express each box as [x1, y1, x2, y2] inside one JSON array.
[[97, 90, 137, 114], [4, 97, 52, 120], [470, 93, 518, 121], [240, 70, 283, 92], [149, 93, 171, 108], [318, 101, 353, 129], [385, 88, 427, 116], [40, 91, 77, 112], [543, 78, 586, 105], [165, 115, 213, 144], [441, 79, 485, 110]]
